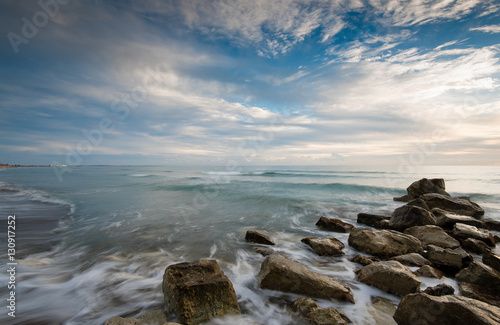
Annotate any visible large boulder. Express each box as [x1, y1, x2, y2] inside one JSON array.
[[452, 223, 495, 246], [456, 262, 500, 292], [315, 217, 354, 233], [432, 208, 484, 228], [393, 293, 500, 325], [289, 297, 352, 325], [483, 249, 500, 272], [245, 230, 276, 245], [404, 225, 460, 249], [257, 254, 355, 303], [301, 237, 345, 256], [421, 193, 485, 218], [356, 261, 421, 297], [162, 260, 240, 325], [394, 178, 449, 202], [348, 228, 422, 258], [460, 282, 500, 308], [389, 205, 436, 231], [423, 244, 472, 274], [356, 213, 390, 229], [389, 253, 431, 267]]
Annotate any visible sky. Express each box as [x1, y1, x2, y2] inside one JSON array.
[[0, 0, 499, 166]]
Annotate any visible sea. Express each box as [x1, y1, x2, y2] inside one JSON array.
[[0, 165, 499, 325]]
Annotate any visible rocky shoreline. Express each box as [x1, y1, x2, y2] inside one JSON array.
[[105, 178, 500, 325]]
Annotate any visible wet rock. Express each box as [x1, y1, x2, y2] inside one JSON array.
[[350, 254, 380, 266], [356, 213, 391, 229], [245, 230, 276, 245], [422, 283, 455, 296], [389, 253, 431, 267], [137, 310, 168, 325], [462, 238, 490, 254], [404, 225, 460, 249], [163, 260, 240, 325], [393, 293, 500, 325], [105, 317, 138, 325], [258, 254, 355, 303], [460, 282, 500, 308], [421, 193, 485, 218], [405, 198, 430, 210], [452, 223, 495, 246], [456, 262, 500, 292], [423, 244, 472, 274], [414, 265, 444, 279], [254, 247, 274, 256], [301, 237, 345, 256], [289, 297, 352, 325], [483, 218, 500, 231], [389, 205, 436, 231], [348, 228, 422, 258], [432, 208, 484, 228], [315, 217, 354, 233], [482, 249, 500, 272], [356, 261, 421, 297]]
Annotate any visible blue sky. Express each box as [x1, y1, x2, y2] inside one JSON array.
[[1, 0, 499, 166]]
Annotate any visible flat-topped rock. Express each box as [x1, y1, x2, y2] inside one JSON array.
[[316, 217, 354, 233], [389, 205, 436, 231], [393, 293, 500, 325], [452, 223, 495, 246], [421, 193, 484, 218], [258, 254, 355, 303], [301, 237, 345, 256], [356, 213, 391, 229], [356, 261, 421, 297], [432, 208, 484, 228], [424, 244, 472, 274], [163, 260, 240, 325], [404, 225, 460, 249], [390, 253, 431, 267], [245, 230, 276, 245], [414, 265, 444, 279], [348, 228, 422, 258]]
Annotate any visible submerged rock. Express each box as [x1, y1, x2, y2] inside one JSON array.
[[356, 261, 421, 297], [348, 228, 422, 258], [389, 205, 436, 231], [452, 223, 495, 246], [162, 260, 240, 325], [404, 225, 460, 249], [350, 254, 380, 266], [289, 297, 352, 325], [421, 193, 485, 218], [456, 262, 500, 292], [460, 282, 500, 308], [414, 265, 444, 279], [316, 217, 354, 233], [483, 249, 500, 272], [389, 253, 431, 267], [393, 293, 500, 325], [422, 283, 455, 296], [245, 230, 276, 245], [258, 254, 355, 303], [301, 237, 345, 256], [423, 244, 472, 274], [432, 208, 484, 228], [356, 213, 391, 229]]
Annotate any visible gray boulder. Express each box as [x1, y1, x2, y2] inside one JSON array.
[[289, 297, 352, 325], [301, 237, 345, 256], [452, 223, 495, 246], [421, 193, 485, 218], [390, 253, 431, 267], [393, 293, 500, 325], [456, 261, 500, 292], [316, 217, 354, 233], [258, 254, 355, 303], [348, 228, 422, 258], [356, 261, 421, 297], [388, 205, 436, 231], [162, 260, 240, 325], [356, 213, 390, 229], [404, 225, 460, 249]]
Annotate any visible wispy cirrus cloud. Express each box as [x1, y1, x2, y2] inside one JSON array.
[[470, 24, 500, 33]]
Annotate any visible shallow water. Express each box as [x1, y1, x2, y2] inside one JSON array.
[[0, 165, 499, 324]]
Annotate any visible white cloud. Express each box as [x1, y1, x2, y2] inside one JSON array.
[[470, 25, 500, 34]]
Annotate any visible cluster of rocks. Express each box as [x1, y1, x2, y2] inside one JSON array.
[[105, 178, 500, 325]]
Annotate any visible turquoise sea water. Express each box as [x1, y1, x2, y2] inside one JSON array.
[[0, 165, 499, 324]]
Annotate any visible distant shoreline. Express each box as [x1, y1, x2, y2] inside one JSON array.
[[0, 165, 70, 168]]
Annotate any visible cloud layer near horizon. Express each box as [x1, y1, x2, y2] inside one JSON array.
[[1, 0, 499, 166]]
